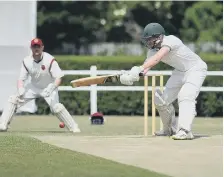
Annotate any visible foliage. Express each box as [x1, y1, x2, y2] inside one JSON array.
[[38, 1, 110, 52], [36, 1, 223, 54], [180, 1, 223, 43], [35, 55, 223, 117]]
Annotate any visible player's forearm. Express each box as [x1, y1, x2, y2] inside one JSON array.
[[54, 78, 62, 87], [141, 56, 161, 70], [141, 46, 170, 70], [143, 68, 150, 75], [17, 80, 24, 88]]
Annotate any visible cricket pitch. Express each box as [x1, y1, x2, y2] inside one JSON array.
[[5, 115, 224, 177]]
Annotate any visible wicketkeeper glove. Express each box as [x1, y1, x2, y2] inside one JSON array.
[[18, 87, 25, 97], [40, 83, 57, 97], [17, 87, 26, 103]]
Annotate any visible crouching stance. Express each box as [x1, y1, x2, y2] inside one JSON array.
[[0, 38, 80, 133], [119, 23, 207, 140]]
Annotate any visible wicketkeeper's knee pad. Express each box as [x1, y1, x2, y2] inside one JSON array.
[[52, 103, 64, 114], [0, 95, 18, 127], [52, 103, 78, 131]]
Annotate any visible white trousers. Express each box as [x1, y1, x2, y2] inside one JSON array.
[[161, 61, 207, 131], [17, 83, 59, 111]]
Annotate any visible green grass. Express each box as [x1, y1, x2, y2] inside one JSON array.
[[0, 116, 222, 177], [6, 116, 223, 136], [0, 135, 171, 177]]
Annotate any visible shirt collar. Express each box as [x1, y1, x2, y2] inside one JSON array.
[[33, 53, 44, 63]]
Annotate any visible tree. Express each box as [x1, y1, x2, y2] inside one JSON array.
[[37, 1, 111, 53], [36, 1, 199, 53], [180, 1, 223, 43], [129, 1, 195, 37]]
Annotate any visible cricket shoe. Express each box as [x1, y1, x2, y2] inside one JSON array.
[[154, 129, 175, 137], [0, 123, 8, 132], [71, 126, 81, 133], [171, 129, 194, 140]]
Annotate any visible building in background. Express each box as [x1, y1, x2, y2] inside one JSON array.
[[0, 1, 37, 113]]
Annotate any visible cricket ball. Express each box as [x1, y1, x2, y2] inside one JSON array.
[[59, 122, 65, 128]]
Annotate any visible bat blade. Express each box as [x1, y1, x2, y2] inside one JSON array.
[[70, 74, 120, 88]]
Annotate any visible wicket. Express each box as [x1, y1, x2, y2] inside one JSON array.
[[144, 75, 164, 136]]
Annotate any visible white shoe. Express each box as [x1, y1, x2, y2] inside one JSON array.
[[71, 126, 81, 133], [0, 123, 8, 132], [171, 129, 194, 140]]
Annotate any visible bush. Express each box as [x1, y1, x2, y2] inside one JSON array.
[[35, 54, 223, 117]]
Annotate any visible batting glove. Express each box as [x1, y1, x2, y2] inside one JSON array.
[[120, 70, 129, 75], [120, 73, 134, 85], [129, 66, 144, 81]]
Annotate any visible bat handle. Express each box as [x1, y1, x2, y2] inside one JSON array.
[[139, 72, 144, 76]]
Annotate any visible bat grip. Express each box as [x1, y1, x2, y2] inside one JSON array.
[[139, 72, 144, 76]]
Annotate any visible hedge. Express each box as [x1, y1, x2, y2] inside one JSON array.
[[35, 54, 223, 117]]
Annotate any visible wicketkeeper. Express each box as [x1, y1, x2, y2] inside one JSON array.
[[120, 23, 207, 140], [0, 38, 80, 133]]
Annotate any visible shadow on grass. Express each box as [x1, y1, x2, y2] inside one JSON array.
[[193, 134, 210, 139]]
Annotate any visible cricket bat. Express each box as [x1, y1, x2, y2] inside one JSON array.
[[70, 73, 144, 88]]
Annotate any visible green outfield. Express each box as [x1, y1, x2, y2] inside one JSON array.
[[0, 116, 222, 177], [0, 136, 170, 177], [4, 115, 223, 136]]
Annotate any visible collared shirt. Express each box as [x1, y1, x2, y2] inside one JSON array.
[[19, 52, 64, 89]]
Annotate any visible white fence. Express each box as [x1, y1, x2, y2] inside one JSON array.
[[59, 66, 223, 114]]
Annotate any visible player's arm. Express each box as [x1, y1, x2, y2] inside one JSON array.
[[54, 77, 62, 87], [50, 60, 64, 86], [40, 59, 64, 97], [141, 50, 156, 75], [17, 61, 29, 96], [127, 46, 170, 80], [141, 46, 170, 70]]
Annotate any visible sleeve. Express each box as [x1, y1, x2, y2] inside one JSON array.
[[161, 35, 182, 51], [49, 59, 64, 79], [18, 61, 29, 81]]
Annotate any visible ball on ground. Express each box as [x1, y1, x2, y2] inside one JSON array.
[[59, 122, 65, 128]]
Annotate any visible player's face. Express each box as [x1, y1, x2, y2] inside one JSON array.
[[31, 45, 44, 56], [143, 36, 159, 49], [142, 35, 163, 49]]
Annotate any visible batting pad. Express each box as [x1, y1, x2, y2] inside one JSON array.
[[53, 103, 78, 131], [154, 90, 176, 132], [0, 95, 18, 126]]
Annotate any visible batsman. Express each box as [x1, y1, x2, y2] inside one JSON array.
[[0, 38, 80, 133], [120, 23, 207, 140]]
